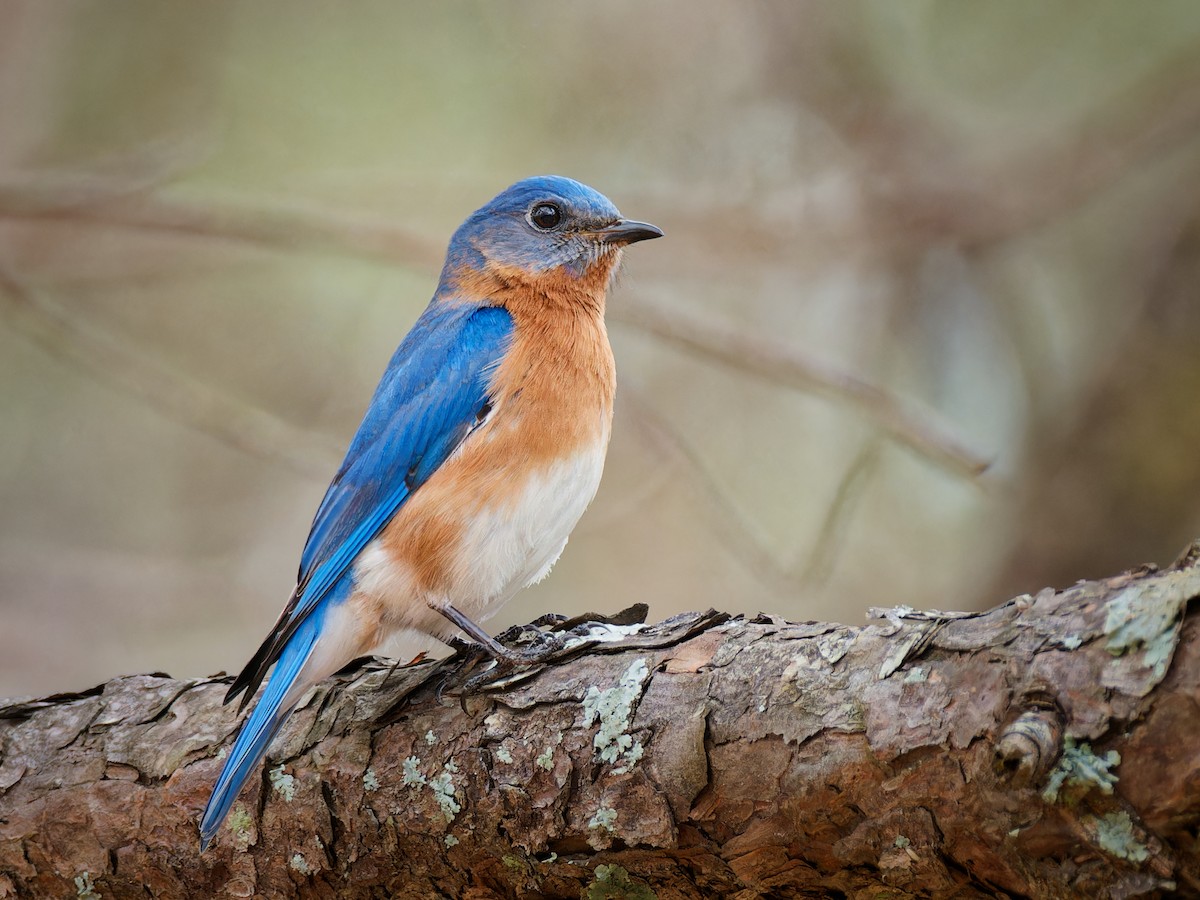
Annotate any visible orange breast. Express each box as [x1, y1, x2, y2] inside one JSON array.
[[371, 271, 617, 612]]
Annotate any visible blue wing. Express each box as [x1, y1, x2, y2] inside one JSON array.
[[203, 300, 512, 848], [224, 301, 514, 708]]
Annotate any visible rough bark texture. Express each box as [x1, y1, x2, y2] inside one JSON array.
[[3, 547, 1200, 899]]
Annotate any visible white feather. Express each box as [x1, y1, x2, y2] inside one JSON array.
[[351, 434, 609, 643]]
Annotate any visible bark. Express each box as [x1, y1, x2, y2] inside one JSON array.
[[3, 548, 1200, 900]]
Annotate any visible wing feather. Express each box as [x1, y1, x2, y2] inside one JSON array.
[[225, 302, 514, 706]]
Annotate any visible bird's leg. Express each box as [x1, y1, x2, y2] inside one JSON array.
[[434, 602, 569, 675], [434, 602, 518, 661]]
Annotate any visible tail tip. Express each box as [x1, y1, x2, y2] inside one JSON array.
[[198, 801, 226, 853]]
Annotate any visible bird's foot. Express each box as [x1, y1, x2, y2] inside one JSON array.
[[448, 629, 567, 694], [442, 607, 650, 695], [493, 621, 568, 658], [435, 637, 498, 702]]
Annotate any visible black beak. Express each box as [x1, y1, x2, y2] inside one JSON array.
[[594, 218, 664, 245]]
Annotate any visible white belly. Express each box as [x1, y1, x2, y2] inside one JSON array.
[[352, 436, 609, 640], [448, 437, 608, 616]]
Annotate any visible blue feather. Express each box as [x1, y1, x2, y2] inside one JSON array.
[[273, 302, 512, 655], [203, 301, 513, 847], [200, 573, 350, 851], [298, 303, 513, 598]]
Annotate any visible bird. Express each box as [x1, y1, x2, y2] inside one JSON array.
[[199, 175, 662, 850]]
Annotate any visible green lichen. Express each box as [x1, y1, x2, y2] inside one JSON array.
[[289, 853, 310, 875], [74, 872, 101, 900], [588, 804, 617, 832], [1059, 634, 1083, 650], [841, 700, 867, 732], [402, 755, 427, 787], [269, 765, 295, 802], [425, 729, 438, 745], [1042, 738, 1120, 804], [1105, 580, 1189, 679], [444, 834, 459, 848], [893, 835, 911, 849], [227, 804, 254, 850], [363, 768, 380, 792], [494, 746, 513, 764], [401, 754, 462, 821], [534, 731, 564, 771], [582, 658, 650, 768], [902, 667, 927, 684], [613, 740, 644, 775], [1093, 811, 1150, 863], [428, 760, 462, 822], [586, 864, 657, 900], [815, 629, 854, 665]]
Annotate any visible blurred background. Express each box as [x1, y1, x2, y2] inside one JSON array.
[[3, 2, 1200, 698]]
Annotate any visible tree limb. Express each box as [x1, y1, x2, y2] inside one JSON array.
[[3, 546, 1200, 898], [610, 296, 992, 483], [0, 266, 344, 480]]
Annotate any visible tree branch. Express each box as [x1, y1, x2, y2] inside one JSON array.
[[0, 266, 343, 480], [0, 181, 443, 269], [610, 296, 993, 483], [3, 546, 1200, 898]]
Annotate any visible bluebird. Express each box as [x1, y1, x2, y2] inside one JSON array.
[[199, 176, 662, 849]]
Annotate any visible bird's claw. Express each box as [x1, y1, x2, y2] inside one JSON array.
[[449, 629, 566, 693], [493, 621, 566, 651]]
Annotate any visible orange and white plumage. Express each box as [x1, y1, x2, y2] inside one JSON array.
[[351, 306, 616, 654]]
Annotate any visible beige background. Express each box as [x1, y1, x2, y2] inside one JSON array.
[[3, 1, 1200, 697]]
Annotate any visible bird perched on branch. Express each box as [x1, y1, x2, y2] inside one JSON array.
[[199, 176, 662, 849]]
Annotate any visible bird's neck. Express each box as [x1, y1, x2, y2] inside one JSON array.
[[440, 254, 623, 318], [423, 259, 619, 489]]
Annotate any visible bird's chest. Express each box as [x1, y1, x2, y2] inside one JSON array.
[[358, 306, 615, 617]]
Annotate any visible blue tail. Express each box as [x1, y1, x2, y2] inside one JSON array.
[[200, 585, 345, 850]]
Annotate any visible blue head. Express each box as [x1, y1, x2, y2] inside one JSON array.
[[441, 176, 662, 284]]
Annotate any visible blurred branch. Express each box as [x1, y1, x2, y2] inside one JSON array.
[[0, 133, 212, 211], [612, 296, 992, 482], [799, 434, 884, 588], [957, 40, 1200, 247], [851, 41, 1200, 250], [621, 384, 804, 601], [0, 182, 442, 269], [627, 39, 1200, 263], [0, 266, 342, 480], [625, 385, 893, 597]]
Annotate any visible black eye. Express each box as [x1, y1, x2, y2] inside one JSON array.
[[528, 203, 562, 231]]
